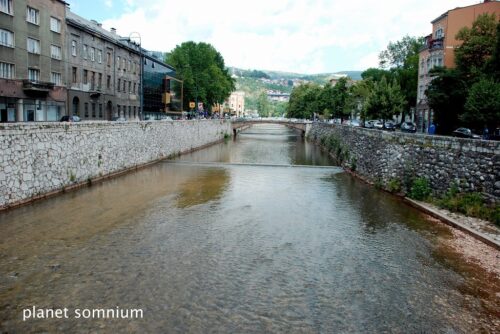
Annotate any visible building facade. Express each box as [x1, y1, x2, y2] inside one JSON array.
[[416, 0, 500, 132], [0, 0, 182, 123], [66, 11, 141, 121], [227, 91, 245, 117], [0, 0, 67, 122]]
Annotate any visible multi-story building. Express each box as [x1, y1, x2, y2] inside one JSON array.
[[227, 91, 245, 117], [0, 0, 182, 123], [143, 54, 183, 120], [66, 11, 141, 121], [416, 0, 500, 132], [0, 0, 67, 122]]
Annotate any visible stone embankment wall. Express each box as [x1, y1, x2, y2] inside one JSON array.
[[0, 120, 231, 209], [308, 123, 500, 202]]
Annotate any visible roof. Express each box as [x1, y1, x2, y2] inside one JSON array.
[[431, 1, 500, 24], [66, 10, 177, 72]]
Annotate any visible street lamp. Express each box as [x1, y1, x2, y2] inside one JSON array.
[[129, 32, 143, 120]]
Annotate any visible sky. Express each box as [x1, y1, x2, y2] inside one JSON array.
[[65, 0, 483, 74]]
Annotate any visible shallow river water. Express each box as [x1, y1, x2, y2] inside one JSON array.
[[0, 124, 498, 333]]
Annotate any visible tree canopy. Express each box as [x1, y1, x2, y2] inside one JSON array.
[[166, 42, 235, 111]]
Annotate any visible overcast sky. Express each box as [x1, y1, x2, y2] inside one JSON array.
[[66, 0, 482, 74]]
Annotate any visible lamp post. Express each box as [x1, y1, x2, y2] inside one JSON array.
[[129, 32, 143, 120]]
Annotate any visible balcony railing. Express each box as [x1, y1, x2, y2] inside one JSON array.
[[22, 80, 55, 95]]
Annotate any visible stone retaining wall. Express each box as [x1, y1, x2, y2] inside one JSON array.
[[308, 123, 500, 202], [0, 120, 232, 209]]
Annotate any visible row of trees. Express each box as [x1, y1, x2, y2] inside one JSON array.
[[427, 13, 500, 134], [287, 36, 423, 122], [288, 14, 499, 134]]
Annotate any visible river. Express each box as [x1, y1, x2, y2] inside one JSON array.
[[0, 124, 498, 333]]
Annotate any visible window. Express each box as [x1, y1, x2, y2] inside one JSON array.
[[26, 6, 39, 25], [50, 45, 62, 60], [90, 47, 95, 61], [50, 17, 61, 33], [99, 104, 103, 118], [83, 44, 88, 59], [435, 28, 443, 39], [28, 68, 40, 81], [83, 69, 88, 84], [91, 103, 96, 118], [128, 60, 131, 71], [122, 59, 126, 71], [98, 73, 102, 89], [123, 80, 126, 92], [128, 106, 131, 118], [71, 40, 77, 56], [97, 49, 102, 63], [117, 79, 121, 92], [107, 52, 111, 66], [27, 38, 40, 54], [117, 105, 121, 116], [128, 81, 131, 93], [0, 29, 14, 48], [0, 0, 13, 15], [91, 71, 95, 89], [72, 67, 77, 83], [117, 56, 120, 69], [134, 106, 136, 118], [107, 75, 111, 89], [84, 103, 89, 117], [51, 72, 62, 85], [0, 62, 14, 79], [133, 82, 136, 94]]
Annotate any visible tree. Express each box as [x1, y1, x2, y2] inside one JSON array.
[[463, 77, 500, 130], [455, 13, 498, 81], [331, 78, 350, 121], [378, 35, 424, 122], [361, 68, 392, 82], [347, 80, 374, 121], [426, 68, 467, 134], [166, 42, 235, 110], [256, 91, 270, 117], [287, 83, 321, 119], [364, 77, 405, 122], [485, 22, 500, 81]]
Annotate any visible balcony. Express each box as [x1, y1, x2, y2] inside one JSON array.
[[89, 86, 101, 98], [22, 80, 54, 96], [420, 37, 444, 52]]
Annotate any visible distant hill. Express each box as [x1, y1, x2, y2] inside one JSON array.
[[228, 67, 363, 116]]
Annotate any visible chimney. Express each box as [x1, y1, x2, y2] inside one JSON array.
[[111, 28, 116, 34]]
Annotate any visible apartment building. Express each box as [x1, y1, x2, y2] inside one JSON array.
[[66, 11, 141, 121], [416, 0, 500, 132], [0, 0, 67, 122], [227, 91, 245, 117]]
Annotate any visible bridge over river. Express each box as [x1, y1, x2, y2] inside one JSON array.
[[231, 119, 310, 136]]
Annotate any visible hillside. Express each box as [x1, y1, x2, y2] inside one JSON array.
[[229, 67, 362, 116]]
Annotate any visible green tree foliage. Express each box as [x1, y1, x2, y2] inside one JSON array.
[[364, 77, 405, 121], [166, 41, 235, 110], [463, 77, 500, 129], [378, 35, 424, 121], [361, 68, 392, 82], [426, 68, 467, 134], [455, 13, 498, 81], [286, 83, 322, 119], [257, 91, 271, 117], [347, 80, 374, 121]]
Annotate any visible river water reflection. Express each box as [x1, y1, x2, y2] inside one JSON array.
[[0, 124, 498, 333]]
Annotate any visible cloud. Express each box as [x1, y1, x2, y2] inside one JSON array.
[[104, 0, 113, 8], [100, 0, 478, 73]]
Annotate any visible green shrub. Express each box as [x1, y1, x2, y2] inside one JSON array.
[[387, 178, 402, 193], [438, 190, 500, 227], [409, 177, 431, 200]]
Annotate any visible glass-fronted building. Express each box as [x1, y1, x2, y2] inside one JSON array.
[[142, 54, 183, 120]]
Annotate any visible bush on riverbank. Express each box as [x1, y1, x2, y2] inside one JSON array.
[[409, 177, 431, 201], [436, 186, 500, 227]]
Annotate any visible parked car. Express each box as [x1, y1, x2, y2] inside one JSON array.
[[400, 121, 417, 133], [452, 127, 481, 139], [373, 120, 384, 130], [60, 115, 81, 122], [111, 116, 127, 122], [383, 121, 396, 131], [364, 120, 375, 128]]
